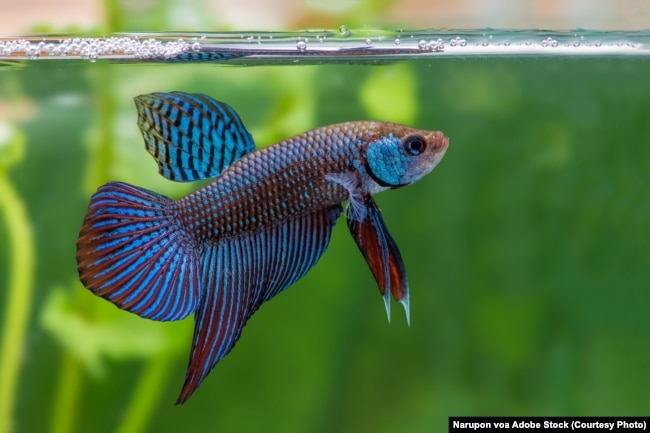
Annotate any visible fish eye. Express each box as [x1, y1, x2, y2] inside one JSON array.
[[403, 135, 427, 156]]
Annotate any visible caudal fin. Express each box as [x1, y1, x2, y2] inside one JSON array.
[[76, 182, 200, 322]]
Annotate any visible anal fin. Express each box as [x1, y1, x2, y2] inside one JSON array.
[[176, 207, 342, 403]]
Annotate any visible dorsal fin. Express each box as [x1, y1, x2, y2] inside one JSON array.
[[134, 92, 256, 182]]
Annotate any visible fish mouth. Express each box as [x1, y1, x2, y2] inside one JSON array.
[[429, 131, 449, 153]]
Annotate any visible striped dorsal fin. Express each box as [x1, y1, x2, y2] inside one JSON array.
[[134, 92, 256, 182]]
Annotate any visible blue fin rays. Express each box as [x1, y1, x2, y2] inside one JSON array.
[[134, 92, 256, 182], [176, 206, 342, 404], [76, 182, 201, 321]]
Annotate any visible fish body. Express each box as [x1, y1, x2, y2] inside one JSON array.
[[176, 121, 443, 239], [76, 92, 448, 403]]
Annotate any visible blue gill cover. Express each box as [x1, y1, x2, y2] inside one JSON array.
[[76, 91, 449, 404]]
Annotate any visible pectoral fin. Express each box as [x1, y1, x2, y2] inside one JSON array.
[[347, 196, 410, 325]]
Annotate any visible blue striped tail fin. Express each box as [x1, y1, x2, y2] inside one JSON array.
[[76, 182, 200, 321], [134, 92, 256, 182]]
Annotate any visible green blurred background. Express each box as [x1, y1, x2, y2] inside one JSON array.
[[1, 1, 649, 433]]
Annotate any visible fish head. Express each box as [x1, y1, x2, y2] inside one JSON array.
[[362, 124, 449, 191]]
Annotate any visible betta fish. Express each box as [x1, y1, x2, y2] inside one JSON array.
[[76, 92, 449, 403]]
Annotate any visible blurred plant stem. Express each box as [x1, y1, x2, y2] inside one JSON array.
[[0, 170, 35, 433], [83, 66, 117, 194], [49, 354, 83, 433], [115, 356, 174, 433], [52, 62, 174, 433]]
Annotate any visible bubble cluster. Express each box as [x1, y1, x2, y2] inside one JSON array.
[[449, 36, 467, 47], [541, 37, 559, 48], [417, 38, 444, 52], [0, 36, 202, 62]]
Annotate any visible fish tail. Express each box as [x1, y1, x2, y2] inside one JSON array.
[[76, 182, 201, 321]]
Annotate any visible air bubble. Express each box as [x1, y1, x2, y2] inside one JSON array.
[[365, 38, 372, 45], [417, 39, 428, 50], [296, 40, 307, 51], [450, 36, 466, 47], [26, 46, 40, 60], [430, 38, 444, 51], [338, 25, 350, 37], [394, 38, 400, 45], [541, 37, 558, 48]]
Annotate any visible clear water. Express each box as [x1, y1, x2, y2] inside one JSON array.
[[0, 28, 649, 433]]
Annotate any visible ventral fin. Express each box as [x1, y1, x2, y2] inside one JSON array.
[[134, 92, 256, 182], [176, 206, 342, 404], [347, 195, 410, 325]]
